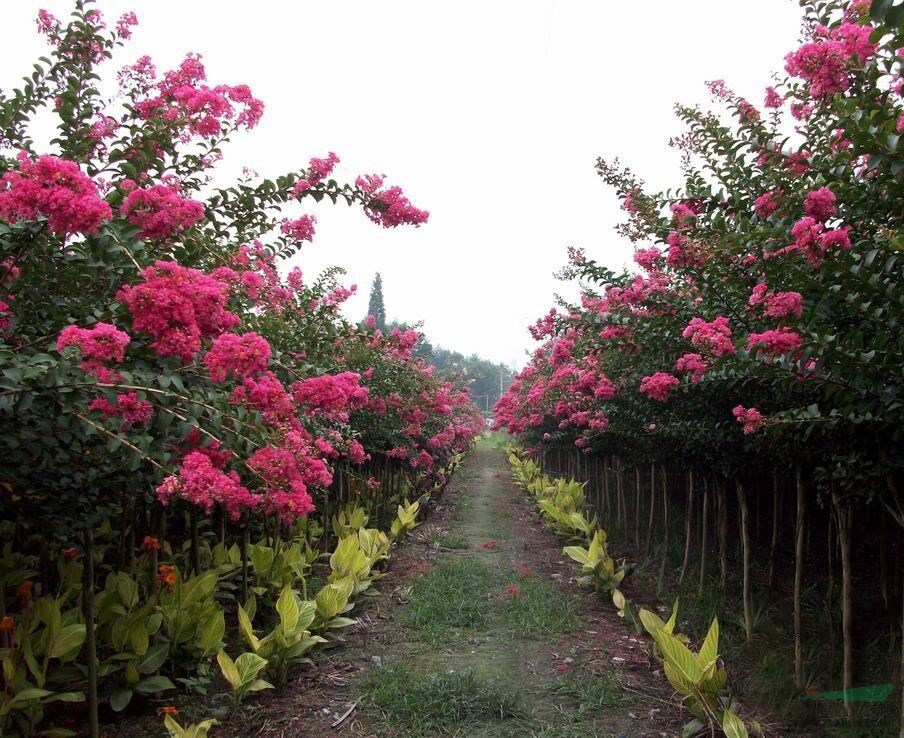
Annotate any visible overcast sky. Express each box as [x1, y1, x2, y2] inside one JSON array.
[[2, 1, 803, 369]]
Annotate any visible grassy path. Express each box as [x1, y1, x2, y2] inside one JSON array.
[[348, 440, 683, 737]]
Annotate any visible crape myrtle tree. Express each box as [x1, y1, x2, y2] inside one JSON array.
[[495, 0, 904, 726], [0, 3, 482, 735]]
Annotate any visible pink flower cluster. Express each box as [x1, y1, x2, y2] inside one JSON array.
[[57, 322, 130, 379], [157, 451, 259, 521], [116, 261, 239, 361], [280, 215, 316, 242], [682, 316, 735, 357], [754, 190, 781, 219], [308, 152, 339, 182], [675, 353, 708, 383], [204, 332, 271, 383], [748, 283, 803, 320], [803, 187, 837, 221], [230, 371, 297, 428], [88, 392, 154, 430], [784, 21, 876, 98], [666, 232, 705, 268], [120, 185, 205, 240], [633, 246, 662, 272], [291, 372, 369, 423], [746, 327, 803, 357], [777, 217, 852, 264], [639, 372, 680, 402], [134, 53, 264, 137], [733, 405, 766, 434], [0, 154, 112, 236], [355, 174, 430, 228]]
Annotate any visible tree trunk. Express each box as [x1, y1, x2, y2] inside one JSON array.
[[737, 480, 753, 642], [833, 492, 854, 721], [645, 461, 656, 555], [677, 470, 694, 589], [241, 520, 250, 603], [616, 463, 624, 528], [658, 469, 669, 595], [603, 456, 610, 522], [82, 529, 99, 738], [718, 480, 729, 602], [634, 467, 642, 548], [190, 507, 201, 575], [698, 479, 709, 596], [767, 474, 780, 588], [794, 467, 806, 690]]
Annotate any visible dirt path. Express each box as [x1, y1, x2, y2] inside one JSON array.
[[292, 441, 686, 738]]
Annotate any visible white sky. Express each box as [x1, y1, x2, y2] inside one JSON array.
[[2, 1, 803, 369]]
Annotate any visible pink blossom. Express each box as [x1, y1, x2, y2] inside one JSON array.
[[674, 353, 708, 383], [355, 174, 429, 228], [633, 247, 662, 271], [158, 451, 260, 520], [116, 261, 239, 361], [120, 185, 204, 240], [754, 190, 781, 219], [280, 215, 316, 242], [682, 316, 735, 357], [639, 372, 680, 402], [291, 372, 369, 422], [230, 371, 297, 428], [764, 86, 783, 109], [803, 187, 837, 221], [204, 332, 271, 382], [89, 392, 153, 430], [0, 154, 112, 236], [749, 284, 803, 320], [115, 11, 138, 38], [733, 405, 766, 434], [308, 152, 339, 182], [57, 322, 130, 378], [737, 99, 760, 124], [784, 22, 876, 98], [666, 231, 705, 268], [746, 327, 803, 357]]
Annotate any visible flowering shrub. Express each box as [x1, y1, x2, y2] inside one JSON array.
[[0, 4, 482, 735]]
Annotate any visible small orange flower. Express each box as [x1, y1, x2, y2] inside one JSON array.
[[156, 565, 176, 591], [157, 705, 178, 717], [142, 535, 161, 553], [61, 547, 81, 561], [17, 580, 33, 606], [0, 616, 14, 632]]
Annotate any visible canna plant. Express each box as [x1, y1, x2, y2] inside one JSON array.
[[331, 504, 369, 540], [236, 586, 324, 684], [215, 649, 273, 712], [311, 577, 357, 632], [643, 616, 748, 738], [163, 714, 218, 738], [389, 499, 421, 540], [0, 597, 86, 737], [157, 569, 225, 672], [563, 529, 627, 593]]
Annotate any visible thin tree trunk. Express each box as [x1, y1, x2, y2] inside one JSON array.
[[190, 507, 201, 575], [767, 474, 780, 588], [634, 467, 642, 547], [737, 480, 753, 642], [616, 463, 624, 528], [603, 456, 610, 522], [698, 479, 709, 596], [794, 467, 806, 690], [658, 469, 669, 595], [880, 510, 889, 611], [82, 529, 99, 738], [833, 492, 854, 721], [718, 480, 729, 601], [677, 470, 694, 589], [645, 461, 656, 555], [241, 520, 250, 603]]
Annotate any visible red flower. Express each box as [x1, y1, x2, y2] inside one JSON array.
[[142, 536, 162, 553]]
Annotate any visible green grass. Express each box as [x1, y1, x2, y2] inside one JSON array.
[[498, 575, 577, 638], [362, 663, 521, 736], [404, 558, 495, 642], [555, 671, 623, 714], [439, 534, 470, 549], [404, 559, 576, 643]]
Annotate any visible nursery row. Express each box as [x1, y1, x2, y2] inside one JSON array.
[[494, 0, 904, 733], [507, 447, 751, 738], [0, 3, 483, 736]]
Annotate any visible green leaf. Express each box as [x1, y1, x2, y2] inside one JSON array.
[[697, 617, 719, 670], [276, 585, 300, 633], [136, 643, 168, 674], [133, 676, 176, 694], [48, 624, 86, 659], [722, 709, 749, 738]]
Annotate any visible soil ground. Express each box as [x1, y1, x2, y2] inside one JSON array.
[[103, 441, 687, 737]]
